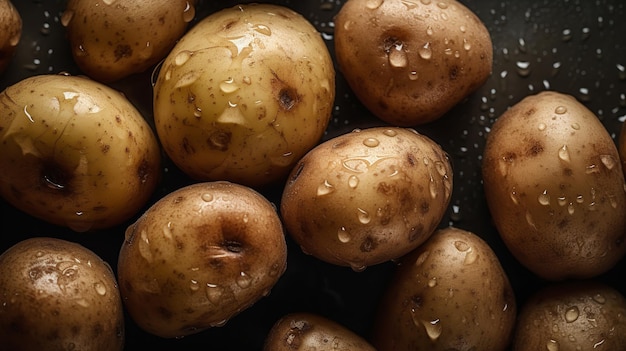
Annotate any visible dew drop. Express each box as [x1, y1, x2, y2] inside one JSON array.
[[252, 24, 271, 36], [366, 0, 384, 9], [593, 293, 606, 304], [426, 26, 434, 36], [182, 1, 196, 23], [201, 193, 214, 202], [138, 229, 153, 263], [94, 282, 107, 296], [510, 189, 520, 205], [236, 272, 252, 289], [337, 227, 351, 243], [162, 222, 173, 239], [363, 137, 380, 147], [567, 203, 575, 215], [317, 180, 335, 196], [383, 129, 397, 137], [415, 251, 430, 266], [419, 42, 432, 60], [220, 77, 239, 93], [422, 319, 443, 341], [600, 155, 616, 170], [357, 208, 371, 224], [555, 106, 568, 114], [538, 190, 551, 206], [562, 28, 572, 42], [205, 284, 222, 304], [349, 263, 367, 272], [60, 10, 74, 27], [464, 249, 478, 265], [436, 2, 448, 9], [547, 339, 559, 351], [389, 45, 408, 68], [516, 61, 531, 77], [174, 50, 192, 66], [189, 279, 200, 292], [463, 38, 471, 51], [565, 306, 579, 323], [538, 123, 547, 131], [408, 71, 419, 80], [348, 175, 359, 189], [428, 277, 437, 288], [558, 145, 570, 162]]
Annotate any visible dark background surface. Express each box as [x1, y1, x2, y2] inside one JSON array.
[[1, 0, 625, 350]]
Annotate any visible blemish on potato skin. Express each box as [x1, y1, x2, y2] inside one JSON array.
[[526, 140, 544, 157], [360, 236, 377, 252], [114, 44, 132, 61]]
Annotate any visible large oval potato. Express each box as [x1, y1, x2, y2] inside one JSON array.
[[482, 91, 626, 280], [371, 226, 517, 351], [153, 3, 335, 188], [0, 237, 124, 351], [0, 74, 161, 232], [334, 0, 492, 126], [512, 281, 626, 351], [263, 312, 377, 351], [0, 0, 21, 74], [117, 181, 288, 338], [281, 127, 452, 270], [62, 0, 195, 82]]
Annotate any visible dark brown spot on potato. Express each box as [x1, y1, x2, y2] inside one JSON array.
[[407, 153, 416, 166], [524, 107, 536, 117], [526, 140, 544, 156], [157, 306, 173, 320], [114, 44, 132, 61], [360, 236, 377, 252], [563, 168, 573, 176], [449, 65, 459, 80], [279, 87, 298, 110]]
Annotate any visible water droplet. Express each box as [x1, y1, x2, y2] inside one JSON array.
[[593, 293, 606, 304], [162, 222, 173, 239], [94, 282, 107, 296], [389, 45, 408, 68], [562, 28, 572, 42], [538, 123, 547, 131], [426, 26, 434, 36], [201, 193, 214, 202], [102, 0, 116, 4], [205, 284, 222, 304], [349, 263, 367, 272], [538, 190, 551, 206], [138, 229, 153, 263], [510, 189, 520, 205], [382, 129, 397, 137], [547, 339, 559, 351], [252, 24, 271, 36], [422, 319, 443, 341], [60, 10, 74, 27], [220, 77, 239, 93], [75, 298, 90, 307], [236, 272, 252, 289], [428, 277, 437, 287], [317, 180, 335, 196], [182, 1, 196, 23], [567, 203, 575, 215], [348, 175, 359, 189], [175, 50, 192, 66], [408, 71, 418, 80], [555, 106, 568, 114], [337, 227, 351, 243], [363, 137, 380, 147], [570, 123, 580, 130], [189, 279, 200, 292], [436, 2, 448, 9], [35, 251, 44, 258], [357, 208, 371, 224], [415, 251, 430, 266], [366, 0, 384, 9], [419, 42, 432, 60], [558, 145, 570, 162], [463, 38, 471, 51], [420, 0, 432, 4], [516, 61, 531, 77], [525, 211, 536, 229], [600, 155, 616, 170], [565, 306, 579, 322]]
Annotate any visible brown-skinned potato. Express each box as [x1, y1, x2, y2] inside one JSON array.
[[0, 237, 124, 351], [334, 0, 493, 126], [482, 91, 626, 280], [0, 0, 21, 75], [117, 181, 288, 338], [263, 312, 377, 351]]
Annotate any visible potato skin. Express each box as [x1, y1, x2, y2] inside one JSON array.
[[512, 281, 626, 351], [334, 0, 492, 126], [0, 237, 124, 351], [0, 74, 161, 231], [63, 0, 194, 82], [263, 312, 377, 351], [281, 127, 452, 270], [371, 227, 517, 351], [153, 3, 335, 188], [0, 0, 21, 74], [482, 91, 626, 280], [117, 181, 288, 338]]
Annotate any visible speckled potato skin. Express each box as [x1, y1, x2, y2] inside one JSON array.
[[0, 0, 21, 74], [153, 3, 335, 188], [334, 0, 492, 126], [0, 237, 124, 351], [280, 127, 452, 270], [482, 91, 626, 280], [263, 313, 377, 351], [371, 227, 517, 351], [0, 74, 161, 232], [618, 120, 626, 179], [63, 0, 195, 82], [117, 181, 288, 338], [512, 281, 626, 351]]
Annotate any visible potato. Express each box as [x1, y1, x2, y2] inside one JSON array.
[[618, 120, 626, 178], [334, 0, 492, 126], [62, 0, 195, 83], [0, 74, 161, 232], [0, 237, 124, 351], [281, 127, 452, 270], [0, 0, 21, 74], [371, 226, 517, 351], [482, 91, 626, 280], [153, 3, 335, 188], [263, 312, 376, 351], [512, 281, 626, 350], [117, 181, 288, 338]]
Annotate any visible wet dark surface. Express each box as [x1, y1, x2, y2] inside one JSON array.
[[0, 0, 625, 350]]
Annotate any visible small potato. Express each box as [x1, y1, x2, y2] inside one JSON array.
[[371, 227, 517, 351], [117, 181, 288, 338], [0, 0, 21, 74], [482, 91, 626, 280], [618, 120, 626, 178], [0, 74, 161, 231], [334, 0, 493, 126], [0, 237, 124, 351], [263, 312, 377, 351], [153, 3, 335, 188], [62, 0, 195, 82], [512, 281, 626, 351], [281, 127, 452, 270]]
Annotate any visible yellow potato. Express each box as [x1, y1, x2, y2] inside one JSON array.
[[482, 91, 626, 280], [281, 127, 452, 270], [0, 74, 161, 231], [153, 3, 335, 188], [117, 181, 288, 338], [0, 237, 125, 351], [0, 0, 21, 74], [334, 0, 493, 126], [62, 0, 195, 82]]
